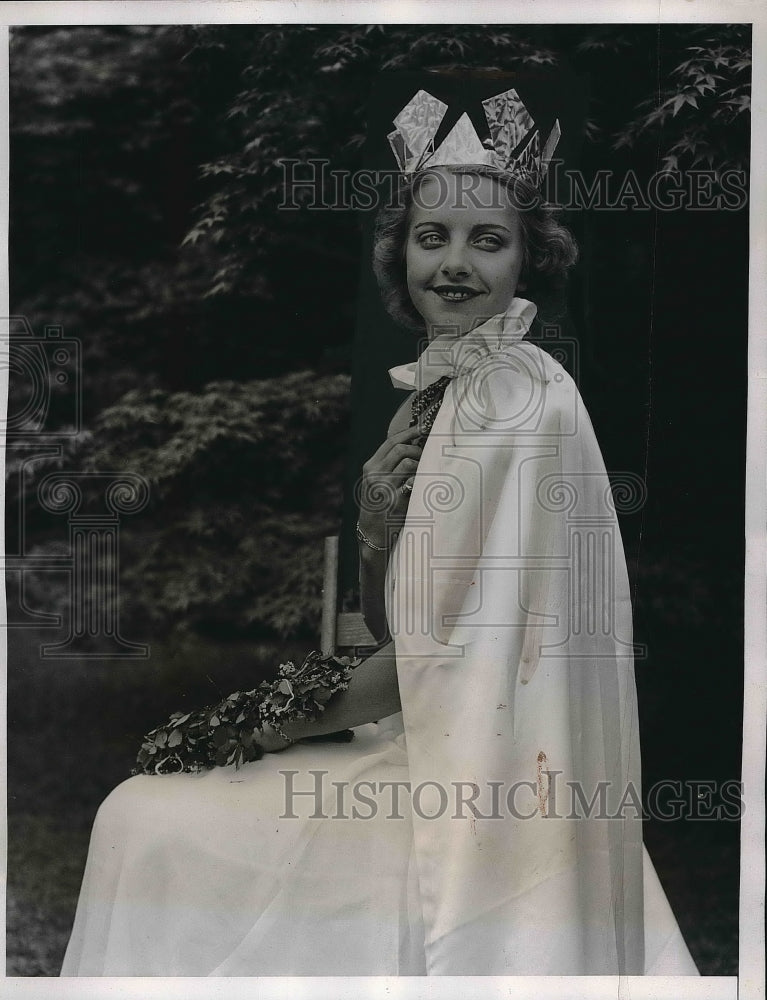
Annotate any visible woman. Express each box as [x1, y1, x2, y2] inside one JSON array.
[[62, 88, 698, 977]]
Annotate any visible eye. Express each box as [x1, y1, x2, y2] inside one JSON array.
[[473, 233, 503, 250], [415, 231, 446, 249]]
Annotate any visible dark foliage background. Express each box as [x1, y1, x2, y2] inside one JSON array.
[[6, 22, 748, 975]]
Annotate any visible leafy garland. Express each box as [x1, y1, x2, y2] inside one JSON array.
[[133, 650, 361, 775]]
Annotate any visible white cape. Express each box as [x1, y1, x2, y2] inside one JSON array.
[[61, 300, 698, 976], [385, 298, 697, 974]]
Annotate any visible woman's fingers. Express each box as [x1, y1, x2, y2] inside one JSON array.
[[388, 446, 422, 467], [387, 423, 426, 442], [358, 426, 424, 530], [367, 425, 423, 461], [364, 442, 422, 475], [393, 456, 419, 476]]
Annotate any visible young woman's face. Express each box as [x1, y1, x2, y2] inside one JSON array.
[[405, 170, 525, 338]]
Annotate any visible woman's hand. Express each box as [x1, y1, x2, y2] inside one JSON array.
[[358, 424, 425, 548], [258, 724, 295, 754]]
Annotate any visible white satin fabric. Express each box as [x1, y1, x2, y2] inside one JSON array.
[[60, 715, 696, 976], [385, 298, 696, 974], [61, 299, 698, 976], [62, 715, 426, 976]]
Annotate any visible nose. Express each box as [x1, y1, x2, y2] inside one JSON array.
[[439, 241, 473, 279]]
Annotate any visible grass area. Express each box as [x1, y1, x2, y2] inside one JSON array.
[[7, 813, 93, 977], [6, 628, 740, 976]]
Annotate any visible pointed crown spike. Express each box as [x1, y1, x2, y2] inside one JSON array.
[[387, 87, 561, 188], [430, 113, 495, 169]]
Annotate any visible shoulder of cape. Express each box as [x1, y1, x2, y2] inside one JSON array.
[[516, 339, 576, 386], [445, 340, 581, 436]]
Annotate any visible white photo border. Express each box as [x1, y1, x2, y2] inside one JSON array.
[[0, 3, 763, 999]]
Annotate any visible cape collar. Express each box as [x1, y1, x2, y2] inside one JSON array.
[[388, 297, 538, 391]]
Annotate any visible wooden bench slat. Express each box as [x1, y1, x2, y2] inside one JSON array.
[[335, 612, 377, 646]]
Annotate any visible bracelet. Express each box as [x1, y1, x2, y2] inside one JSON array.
[[356, 520, 387, 552], [268, 722, 295, 745]]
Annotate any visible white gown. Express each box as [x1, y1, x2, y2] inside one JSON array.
[[61, 299, 699, 977]]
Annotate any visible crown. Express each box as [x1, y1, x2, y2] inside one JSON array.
[[387, 87, 560, 187]]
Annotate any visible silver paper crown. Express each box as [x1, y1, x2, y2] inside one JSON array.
[[387, 87, 560, 187]]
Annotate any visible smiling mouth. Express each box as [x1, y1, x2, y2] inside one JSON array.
[[430, 286, 481, 303]]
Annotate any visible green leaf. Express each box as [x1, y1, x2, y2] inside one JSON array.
[[212, 727, 231, 748]]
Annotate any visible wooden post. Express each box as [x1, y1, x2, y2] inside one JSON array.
[[320, 535, 339, 655]]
